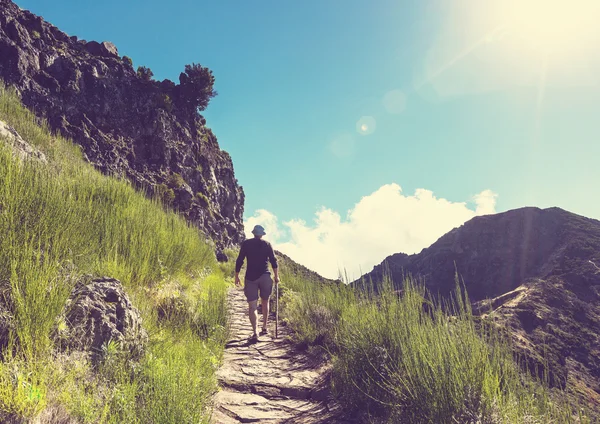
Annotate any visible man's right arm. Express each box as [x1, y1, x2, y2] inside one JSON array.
[[235, 243, 246, 286], [268, 243, 280, 284]]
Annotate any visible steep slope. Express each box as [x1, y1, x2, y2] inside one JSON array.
[[0, 84, 228, 422], [360, 207, 600, 408], [0, 0, 244, 254]]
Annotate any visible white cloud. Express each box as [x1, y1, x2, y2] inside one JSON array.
[[244, 184, 498, 280], [473, 189, 498, 215], [244, 209, 283, 241]]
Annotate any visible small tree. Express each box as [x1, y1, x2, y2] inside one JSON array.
[[137, 66, 154, 81], [178, 63, 217, 114]]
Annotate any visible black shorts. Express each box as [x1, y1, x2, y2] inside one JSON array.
[[244, 273, 273, 302]]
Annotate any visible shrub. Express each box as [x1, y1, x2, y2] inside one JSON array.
[[122, 56, 133, 67], [155, 183, 175, 205], [195, 192, 209, 207], [177, 63, 217, 115], [161, 94, 173, 112], [166, 173, 185, 189], [137, 66, 154, 81], [31, 30, 41, 40]]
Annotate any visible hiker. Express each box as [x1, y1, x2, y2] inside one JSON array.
[[235, 224, 280, 342]]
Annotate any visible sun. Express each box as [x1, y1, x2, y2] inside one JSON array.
[[495, 0, 600, 53]]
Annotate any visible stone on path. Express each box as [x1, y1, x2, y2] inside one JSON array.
[[212, 289, 349, 424]]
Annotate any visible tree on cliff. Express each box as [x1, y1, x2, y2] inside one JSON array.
[[177, 63, 217, 116]]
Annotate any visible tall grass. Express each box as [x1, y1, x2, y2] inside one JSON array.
[[281, 270, 589, 423], [0, 84, 228, 422]]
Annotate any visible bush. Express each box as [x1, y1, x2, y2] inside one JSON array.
[[178, 63, 217, 114], [195, 191, 209, 207], [122, 56, 133, 67], [137, 66, 153, 81], [166, 173, 185, 189], [155, 183, 175, 205], [161, 94, 173, 112]]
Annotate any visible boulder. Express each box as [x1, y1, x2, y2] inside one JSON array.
[[84, 40, 118, 57], [64, 276, 147, 361]]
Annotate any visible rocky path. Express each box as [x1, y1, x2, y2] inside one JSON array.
[[211, 288, 346, 424]]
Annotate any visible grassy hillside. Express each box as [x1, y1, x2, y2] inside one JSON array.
[[280, 270, 592, 423], [0, 84, 229, 423]]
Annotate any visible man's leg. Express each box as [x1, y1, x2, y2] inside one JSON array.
[[258, 274, 274, 333], [261, 298, 269, 330], [244, 280, 259, 338], [248, 300, 258, 336]]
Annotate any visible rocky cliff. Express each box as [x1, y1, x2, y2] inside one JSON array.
[[0, 0, 244, 256], [360, 207, 600, 409]]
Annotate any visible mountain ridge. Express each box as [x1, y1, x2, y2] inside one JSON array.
[[361, 206, 600, 299]]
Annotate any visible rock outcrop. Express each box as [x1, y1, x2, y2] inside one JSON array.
[[0, 0, 244, 254], [360, 207, 600, 410], [63, 276, 148, 361], [0, 119, 47, 162]]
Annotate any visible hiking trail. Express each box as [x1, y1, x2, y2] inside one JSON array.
[[212, 288, 345, 423]]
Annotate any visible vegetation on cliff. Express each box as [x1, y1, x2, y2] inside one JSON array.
[[0, 84, 229, 423]]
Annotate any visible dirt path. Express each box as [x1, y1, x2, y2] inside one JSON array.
[[212, 288, 346, 423]]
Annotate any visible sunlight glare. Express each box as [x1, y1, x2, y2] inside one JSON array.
[[498, 0, 600, 53]]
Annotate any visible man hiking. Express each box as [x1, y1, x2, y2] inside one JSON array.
[[235, 224, 280, 343]]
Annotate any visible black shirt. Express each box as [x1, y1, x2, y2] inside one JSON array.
[[235, 237, 278, 281]]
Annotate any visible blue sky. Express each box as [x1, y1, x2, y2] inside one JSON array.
[[15, 0, 600, 277]]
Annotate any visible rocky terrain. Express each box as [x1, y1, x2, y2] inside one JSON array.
[[0, 0, 244, 255], [361, 207, 600, 409]]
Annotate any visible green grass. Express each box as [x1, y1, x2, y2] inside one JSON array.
[[281, 269, 590, 423], [0, 83, 229, 422]]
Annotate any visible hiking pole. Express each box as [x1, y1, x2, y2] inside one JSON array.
[[275, 280, 279, 339]]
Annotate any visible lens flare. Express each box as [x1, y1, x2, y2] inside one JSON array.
[[356, 116, 376, 135]]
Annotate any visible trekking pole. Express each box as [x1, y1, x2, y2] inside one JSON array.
[[275, 280, 279, 339]]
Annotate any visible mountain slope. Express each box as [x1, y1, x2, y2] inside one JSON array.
[[363, 207, 600, 300], [0, 0, 244, 254], [360, 206, 600, 408], [0, 84, 228, 423]]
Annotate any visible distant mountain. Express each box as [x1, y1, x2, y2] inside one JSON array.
[[0, 0, 244, 256], [362, 207, 600, 300], [276, 250, 338, 285], [359, 207, 600, 408]]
